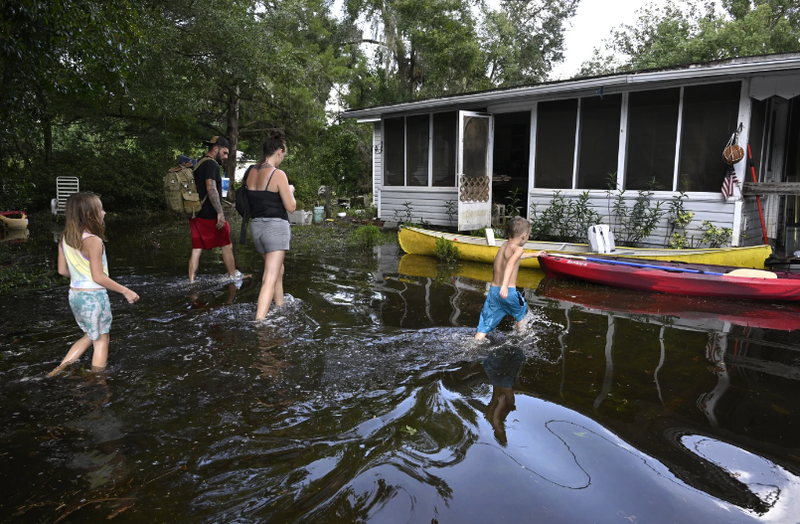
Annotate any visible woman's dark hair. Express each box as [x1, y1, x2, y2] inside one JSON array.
[[257, 129, 286, 167]]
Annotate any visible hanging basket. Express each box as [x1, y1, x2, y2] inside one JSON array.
[[723, 144, 744, 165]]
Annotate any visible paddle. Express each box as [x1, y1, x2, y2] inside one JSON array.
[[544, 253, 778, 279]]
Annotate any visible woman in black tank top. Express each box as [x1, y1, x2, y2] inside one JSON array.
[[246, 130, 296, 320]]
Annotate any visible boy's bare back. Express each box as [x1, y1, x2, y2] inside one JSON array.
[[491, 241, 524, 288]]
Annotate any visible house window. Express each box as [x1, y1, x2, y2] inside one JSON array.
[[626, 88, 680, 190], [406, 115, 430, 186], [678, 82, 741, 192], [432, 112, 456, 186], [535, 99, 577, 188], [383, 112, 458, 187], [578, 94, 622, 189], [384, 117, 405, 186]]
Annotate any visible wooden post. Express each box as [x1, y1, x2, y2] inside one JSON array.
[[325, 186, 332, 219]]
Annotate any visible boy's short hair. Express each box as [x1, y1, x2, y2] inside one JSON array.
[[507, 217, 531, 239]]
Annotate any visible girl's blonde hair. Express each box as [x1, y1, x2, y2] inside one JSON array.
[[61, 192, 106, 249]]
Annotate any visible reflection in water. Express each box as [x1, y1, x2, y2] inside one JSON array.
[[681, 434, 800, 519], [698, 332, 731, 428], [483, 345, 524, 445], [4, 220, 800, 523]]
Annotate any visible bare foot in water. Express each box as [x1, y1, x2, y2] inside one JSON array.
[[47, 360, 77, 377]]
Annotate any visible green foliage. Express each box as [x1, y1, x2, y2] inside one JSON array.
[[394, 201, 416, 225], [606, 174, 666, 247], [668, 189, 694, 249], [352, 224, 383, 251], [580, 0, 800, 75], [482, 0, 579, 86], [444, 200, 457, 227], [505, 187, 523, 218], [344, 0, 577, 106], [700, 220, 733, 248], [433, 236, 460, 265], [0, 264, 64, 295], [1, 0, 358, 212], [312, 120, 372, 196], [529, 191, 601, 243]]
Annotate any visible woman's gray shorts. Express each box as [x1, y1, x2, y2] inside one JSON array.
[[251, 218, 291, 253]]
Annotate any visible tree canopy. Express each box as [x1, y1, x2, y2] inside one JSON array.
[[578, 0, 800, 77], [1, 0, 581, 211]]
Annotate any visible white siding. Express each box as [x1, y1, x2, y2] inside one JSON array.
[[529, 190, 739, 247], [381, 187, 459, 227], [372, 123, 382, 207], [740, 197, 767, 246]]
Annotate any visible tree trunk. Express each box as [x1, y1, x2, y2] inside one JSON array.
[[44, 114, 52, 165], [225, 84, 240, 203]]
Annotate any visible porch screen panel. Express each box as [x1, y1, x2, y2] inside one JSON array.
[[384, 117, 405, 186], [407, 115, 430, 186], [432, 112, 457, 186], [748, 98, 767, 180], [678, 82, 741, 192], [626, 88, 680, 190], [535, 99, 577, 188], [578, 94, 622, 189], [463, 116, 489, 177]]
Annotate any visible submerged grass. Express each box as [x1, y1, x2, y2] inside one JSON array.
[[290, 222, 397, 254], [0, 213, 399, 296]]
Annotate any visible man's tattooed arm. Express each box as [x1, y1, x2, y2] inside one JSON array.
[[206, 178, 223, 215]]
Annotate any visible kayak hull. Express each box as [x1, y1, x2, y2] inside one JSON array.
[[538, 254, 800, 301], [398, 227, 773, 269]]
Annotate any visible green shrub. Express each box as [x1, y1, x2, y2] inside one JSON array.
[[529, 191, 600, 242], [433, 236, 460, 265], [353, 224, 383, 251], [700, 221, 732, 248]]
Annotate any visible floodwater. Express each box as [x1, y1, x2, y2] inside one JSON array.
[[2, 216, 800, 523]]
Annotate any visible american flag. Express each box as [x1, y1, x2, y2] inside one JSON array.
[[721, 172, 739, 200]]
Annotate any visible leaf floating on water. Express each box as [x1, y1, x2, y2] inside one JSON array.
[[772, 403, 790, 415], [400, 425, 417, 436]]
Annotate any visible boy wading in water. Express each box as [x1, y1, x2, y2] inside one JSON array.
[[475, 217, 544, 340]]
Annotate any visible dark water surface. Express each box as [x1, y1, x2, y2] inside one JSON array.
[[2, 216, 800, 523]]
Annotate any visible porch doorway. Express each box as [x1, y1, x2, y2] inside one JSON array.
[[492, 111, 531, 219], [747, 95, 799, 255], [782, 96, 800, 256]]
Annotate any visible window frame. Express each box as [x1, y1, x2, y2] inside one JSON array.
[[381, 111, 459, 189]]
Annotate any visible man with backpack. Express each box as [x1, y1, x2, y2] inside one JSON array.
[[188, 136, 242, 282]]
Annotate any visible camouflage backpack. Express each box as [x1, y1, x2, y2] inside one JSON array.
[[164, 157, 210, 218]]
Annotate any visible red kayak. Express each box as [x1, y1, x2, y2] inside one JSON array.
[[535, 279, 800, 331], [538, 253, 800, 301]]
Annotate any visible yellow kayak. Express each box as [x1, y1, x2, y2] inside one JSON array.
[[398, 226, 772, 269], [397, 254, 546, 290], [0, 211, 28, 230]]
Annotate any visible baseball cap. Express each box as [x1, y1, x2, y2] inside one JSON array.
[[203, 136, 231, 149]]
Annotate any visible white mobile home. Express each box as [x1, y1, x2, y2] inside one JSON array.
[[343, 53, 800, 255]]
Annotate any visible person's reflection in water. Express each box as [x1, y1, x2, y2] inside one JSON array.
[[482, 345, 525, 446], [187, 281, 240, 310]]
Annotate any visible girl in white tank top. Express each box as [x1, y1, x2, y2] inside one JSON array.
[[49, 193, 140, 377]]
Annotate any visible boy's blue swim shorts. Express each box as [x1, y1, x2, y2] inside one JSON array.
[[476, 286, 528, 335]]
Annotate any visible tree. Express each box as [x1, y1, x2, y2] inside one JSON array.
[[343, 0, 580, 107], [578, 0, 800, 76], [482, 0, 580, 86], [0, 0, 142, 209]]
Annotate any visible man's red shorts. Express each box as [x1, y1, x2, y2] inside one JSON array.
[[189, 218, 232, 250]]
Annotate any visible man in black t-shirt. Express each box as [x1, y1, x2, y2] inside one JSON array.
[[187, 136, 241, 282]]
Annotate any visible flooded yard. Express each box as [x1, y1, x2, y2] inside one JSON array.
[[2, 215, 799, 523]]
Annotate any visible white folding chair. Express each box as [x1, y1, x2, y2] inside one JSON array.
[[52, 176, 80, 215]]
